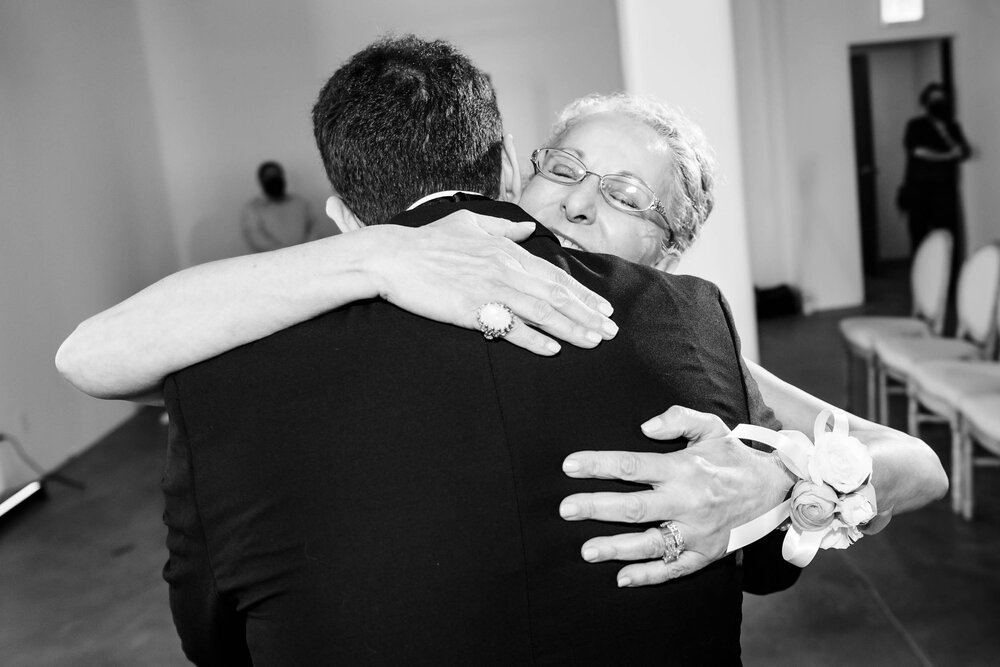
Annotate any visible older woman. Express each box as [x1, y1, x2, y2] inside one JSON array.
[[57, 92, 946, 587]]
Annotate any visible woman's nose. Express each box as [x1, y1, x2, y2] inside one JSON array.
[[561, 175, 600, 224]]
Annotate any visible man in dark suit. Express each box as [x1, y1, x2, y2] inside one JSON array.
[[162, 35, 793, 665]]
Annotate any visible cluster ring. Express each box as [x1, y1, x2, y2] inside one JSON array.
[[476, 302, 516, 340], [659, 520, 685, 564]]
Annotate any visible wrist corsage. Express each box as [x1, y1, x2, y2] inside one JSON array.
[[727, 408, 877, 567]]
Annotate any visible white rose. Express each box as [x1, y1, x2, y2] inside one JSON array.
[[838, 492, 877, 527], [820, 524, 863, 550], [808, 433, 872, 493], [789, 481, 839, 532]]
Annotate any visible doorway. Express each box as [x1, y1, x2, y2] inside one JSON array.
[[849, 38, 954, 278]]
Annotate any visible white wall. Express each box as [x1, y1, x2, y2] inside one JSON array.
[[0, 0, 178, 489], [735, 0, 1000, 311], [135, 0, 625, 266], [617, 0, 760, 360]]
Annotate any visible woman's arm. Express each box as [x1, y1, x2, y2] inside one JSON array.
[[746, 359, 948, 523], [556, 362, 949, 587], [56, 212, 617, 404]]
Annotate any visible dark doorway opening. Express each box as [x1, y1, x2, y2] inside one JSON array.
[[848, 38, 955, 285]]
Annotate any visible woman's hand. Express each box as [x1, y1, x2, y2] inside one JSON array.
[[368, 210, 618, 356], [559, 406, 795, 587]]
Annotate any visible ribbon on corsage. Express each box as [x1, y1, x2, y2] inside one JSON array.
[[725, 408, 877, 567]]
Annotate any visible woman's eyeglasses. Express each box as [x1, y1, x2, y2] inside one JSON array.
[[530, 148, 671, 231]]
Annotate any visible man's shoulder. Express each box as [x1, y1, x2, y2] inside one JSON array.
[[242, 197, 266, 212]]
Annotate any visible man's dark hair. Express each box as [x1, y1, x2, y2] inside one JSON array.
[[919, 82, 947, 107], [312, 35, 503, 225], [257, 161, 283, 183]]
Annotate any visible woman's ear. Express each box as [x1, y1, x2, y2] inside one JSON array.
[[499, 133, 522, 203], [325, 195, 365, 234]]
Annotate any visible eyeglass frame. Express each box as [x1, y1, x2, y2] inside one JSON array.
[[529, 147, 673, 234]]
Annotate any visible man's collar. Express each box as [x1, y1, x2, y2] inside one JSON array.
[[388, 197, 559, 248], [406, 190, 485, 210]]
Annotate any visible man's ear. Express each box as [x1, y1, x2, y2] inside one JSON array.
[[325, 195, 365, 234], [499, 133, 522, 203]]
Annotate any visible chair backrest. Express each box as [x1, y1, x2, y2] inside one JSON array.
[[956, 242, 1000, 354], [910, 229, 953, 334]]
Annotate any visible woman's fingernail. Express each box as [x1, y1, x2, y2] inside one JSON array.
[[545, 340, 561, 354], [617, 577, 632, 588], [602, 320, 619, 338], [597, 301, 614, 316], [559, 502, 579, 518], [641, 417, 662, 433], [562, 459, 580, 473], [586, 331, 602, 344], [582, 548, 599, 562]]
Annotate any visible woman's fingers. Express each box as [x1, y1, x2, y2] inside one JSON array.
[[561, 450, 670, 485], [559, 489, 674, 524], [467, 213, 537, 241], [639, 405, 731, 443], [510, 246, 614, 317], [491, 287, 608, 351], [615, 551, 708, 588], [396, 210, 616, 356], [498, 252, 617, 341], [463, 210, 615, 320], [500, 318, 562, 356], [577, 526, 713, 587], [580, 527, 668, 563]]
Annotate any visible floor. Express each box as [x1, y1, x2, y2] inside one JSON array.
[[743, 266, 1000, 666], [2, 268, 998, 666]]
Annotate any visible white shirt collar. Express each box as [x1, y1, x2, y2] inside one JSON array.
[[406, 190, 483, 211]]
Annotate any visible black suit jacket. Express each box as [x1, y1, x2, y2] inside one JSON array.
[[162, 199, 794, 666]]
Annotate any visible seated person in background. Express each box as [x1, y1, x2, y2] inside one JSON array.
[[56, 36, 947, 659], [240, 160, 317, 252]]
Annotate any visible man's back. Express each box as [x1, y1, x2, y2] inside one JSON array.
[[164, 200, 762, 665]]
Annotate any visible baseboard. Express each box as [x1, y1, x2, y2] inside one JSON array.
[[0, 479, 45, 520]]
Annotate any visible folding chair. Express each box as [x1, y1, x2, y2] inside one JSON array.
[[839, 229, 952, 420]]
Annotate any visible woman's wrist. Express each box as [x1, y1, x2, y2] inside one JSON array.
[[346, 224, 411, 302], [766, 449, 797, 504], [302, 225, 398, 305]]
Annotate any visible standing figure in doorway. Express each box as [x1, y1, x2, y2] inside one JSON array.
[[899, 83, 971, 263], [241, 161, 317, 252]]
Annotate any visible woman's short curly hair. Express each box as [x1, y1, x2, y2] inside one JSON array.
[[546, 93, 716, 264]]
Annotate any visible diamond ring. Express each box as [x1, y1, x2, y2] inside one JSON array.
[[659, 520, 685, 563]]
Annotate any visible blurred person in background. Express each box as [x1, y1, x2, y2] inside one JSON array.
[[899, 83, 971, 268], [241, 160, 318, 252]]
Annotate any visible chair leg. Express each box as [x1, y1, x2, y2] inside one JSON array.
[[867, 360, 878, 422], [845, 350, 854, 413], [962, 426, 975, 520], [907, 394, 919, 437], [952, 425, 965, 516], [877, 364, 889, 426]]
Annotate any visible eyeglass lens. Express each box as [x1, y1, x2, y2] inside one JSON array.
[[535, 149, 653, 213]]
